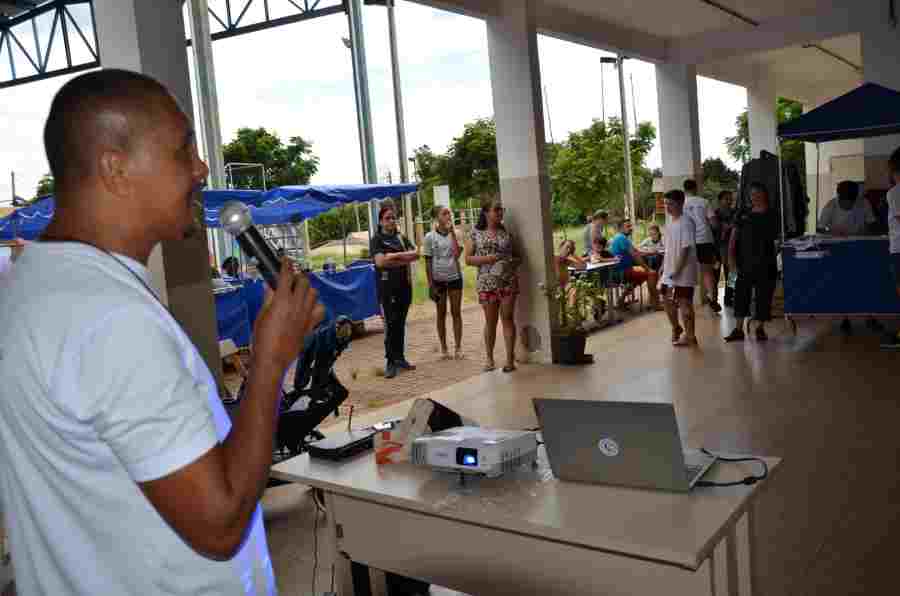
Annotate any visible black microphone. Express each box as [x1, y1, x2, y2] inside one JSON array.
[[219, 201, 282, 289]]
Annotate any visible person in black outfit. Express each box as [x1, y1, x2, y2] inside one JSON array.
[[725, 183, 779, 342], [712, 190, 736, 307], [371, 203, 419, 379]]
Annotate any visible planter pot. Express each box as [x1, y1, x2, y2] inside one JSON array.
[[551, 333, 592, 365]]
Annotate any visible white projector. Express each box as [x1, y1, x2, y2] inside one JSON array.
[[410, 426, 539, 478]]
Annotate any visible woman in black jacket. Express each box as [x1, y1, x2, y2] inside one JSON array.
[[725, 182, 779, 342]]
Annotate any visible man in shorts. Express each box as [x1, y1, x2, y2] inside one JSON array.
[[683, 179, 722, 312], [660, 190, 699, 346]]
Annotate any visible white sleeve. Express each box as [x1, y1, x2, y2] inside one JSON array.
[[80, 307, 218, 483]]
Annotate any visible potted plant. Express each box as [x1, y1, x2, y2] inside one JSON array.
[[545, 274, 605, 365]]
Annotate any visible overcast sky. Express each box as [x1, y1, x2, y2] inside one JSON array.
[[0, 0, 747, 203]]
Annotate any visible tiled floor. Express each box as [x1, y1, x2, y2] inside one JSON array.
[[262, 305, 900, 595]]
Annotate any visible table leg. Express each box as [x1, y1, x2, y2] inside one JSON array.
[[726, 509, 754, 596], [710, 537, 729, 596], [326, 490, 367, 596]]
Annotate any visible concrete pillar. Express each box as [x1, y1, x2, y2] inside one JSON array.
[[94, 0, 223, 386], [486, 0, 556, 364], [862, 24, 900, 189], [655, 63, 702, 193], [748, 65, 778, 159]]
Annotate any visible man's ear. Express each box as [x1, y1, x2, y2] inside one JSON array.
[[97, 149, 132, 199]]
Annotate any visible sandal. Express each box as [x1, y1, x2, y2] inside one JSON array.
[[483, 361, 496, 372], [440, 351, 453, 361], [502, 364, 517, 373], [454, 350, 465, 360], [673, 336, 698, 347], [671, 325, 684, 344]]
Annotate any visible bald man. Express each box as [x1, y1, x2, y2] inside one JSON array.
[[0, 70, 324, 595]]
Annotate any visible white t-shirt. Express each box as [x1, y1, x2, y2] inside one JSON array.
[[0, 248, 10, 278], [423, 230, 461, 282], [683, 195, 714, 245], [817, 197, 875, 236], [0, 242, 276, 596], [662, 216, 698, 287], [887, 186, 900, 254]]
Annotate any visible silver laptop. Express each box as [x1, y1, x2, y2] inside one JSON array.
[[533, 399, 717, 492]]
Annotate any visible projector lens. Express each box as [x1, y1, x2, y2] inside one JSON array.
[[456, 448, 478, 467]]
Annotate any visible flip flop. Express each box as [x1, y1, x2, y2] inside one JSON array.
[[454, 351, 466, 360], [502, 364, 517, 373], [483, 363, 496, 372], [673, 336, 698, 348]]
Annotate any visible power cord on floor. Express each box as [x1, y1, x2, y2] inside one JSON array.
[[694, 448, 769, 488], [311, 507, 320, 596]]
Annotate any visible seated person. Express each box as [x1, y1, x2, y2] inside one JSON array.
[[638, 224, 664, 271], [609, 219, 661, 310], [818, 180, 875, 237], [557, 239, 586, 289], [590, 236, 618, 264], [221, 256, 242, 279]]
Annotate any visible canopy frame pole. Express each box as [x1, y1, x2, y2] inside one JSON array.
[[816, 142, 821, 233], [777, 138, 786, 244]]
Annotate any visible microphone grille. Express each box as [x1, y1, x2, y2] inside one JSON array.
[[219, 201, 252, 235]]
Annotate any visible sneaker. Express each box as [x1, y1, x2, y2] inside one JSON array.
[[384, 363, 398, 379], [724, 328, 745, 342], [396, 359, 416, 371], [880, 332, 900, 350]]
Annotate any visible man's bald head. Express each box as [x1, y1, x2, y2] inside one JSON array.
[[44, 69, 176, 193]]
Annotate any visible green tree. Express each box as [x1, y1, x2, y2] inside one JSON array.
[[35, 174, 55, 197], [725, 98, 805, 177], [549, 118, 657, 218], [222, 127, 319, 189], [445, 118, 499, 202], [700, 158, 740, 200]]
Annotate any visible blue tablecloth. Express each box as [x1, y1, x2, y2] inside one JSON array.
[[214, 266, 379, 346], [783, 236, 900, 317], [215, 287, 252, 347], [309, 265, 380, 322]]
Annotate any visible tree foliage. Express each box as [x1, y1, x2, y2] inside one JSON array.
[[550, 118, 657, 218], [222, 127, 319, 189], [35, 174, 55, 197], [445, 118, 499, 202], [700, 158, 740, 201], [725, 98, 806, 177]]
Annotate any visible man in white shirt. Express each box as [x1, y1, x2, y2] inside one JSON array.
[[660, 190, 699, 347], [817, 180, 875, 237], [683, 180, 722, 312], [882, 148, 900, 349], [0, 69, 324, 595]]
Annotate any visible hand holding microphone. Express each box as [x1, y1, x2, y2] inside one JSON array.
[[220, 201, 325, 369]]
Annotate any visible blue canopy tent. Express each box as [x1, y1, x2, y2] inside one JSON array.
[[777, 82, 900, 238], [775, 82, 900, 325], [0, 183, 419, 239]]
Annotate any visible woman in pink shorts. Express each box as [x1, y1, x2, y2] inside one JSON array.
[[464, 198, 520, 373]]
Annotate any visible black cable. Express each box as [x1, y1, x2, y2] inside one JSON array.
[[312, 508, 320, 596], [694, 448, 768, 488]]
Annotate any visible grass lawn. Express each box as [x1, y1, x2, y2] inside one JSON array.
[[305, 219, 663, 307]]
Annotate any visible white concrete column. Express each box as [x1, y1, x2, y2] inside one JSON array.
[[862, 23, 900, 189], [94, 0, 223, 385], [748, 65, 778, 159], [655, 63, 702, 193], [487, 0, 555, 363]]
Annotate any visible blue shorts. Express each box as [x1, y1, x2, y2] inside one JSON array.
[[892, 253, 900, 286]]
